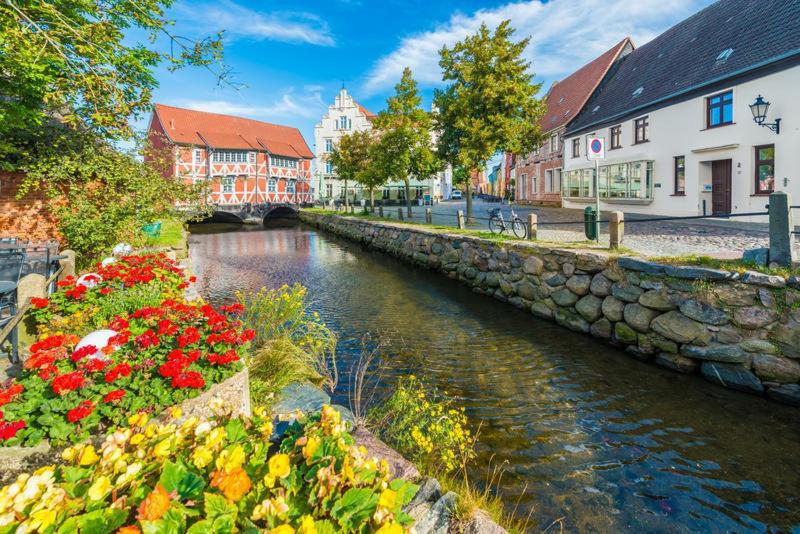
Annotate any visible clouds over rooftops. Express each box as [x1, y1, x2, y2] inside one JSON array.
[[362, 0, 711, 95]]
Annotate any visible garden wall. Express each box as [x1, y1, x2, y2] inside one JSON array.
[[0, 172, 61, 241], [300, 211, 800, 407]]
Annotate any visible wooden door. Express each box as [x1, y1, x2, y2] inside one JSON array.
[[711, 159, 732, 215]]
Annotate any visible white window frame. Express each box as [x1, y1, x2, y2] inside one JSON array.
[[267, 179, 276, 193], [324, 138, 333, 152], [222, 175, 235, 193]]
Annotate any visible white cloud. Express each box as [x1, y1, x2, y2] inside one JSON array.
[[178, 86, 326, 121], [173, 0, 335, 46], [363, 0, 712, 95]]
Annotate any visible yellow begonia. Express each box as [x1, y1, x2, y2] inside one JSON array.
[[216, 445, 246, 472], [153, 438, 174, 458], [302, 436, 320, 460], [270, 525, 295, 534], [129, 433, 145, 446], [375, 523, 404, 534], [192, 447, 214, 469], [78, 446, 100, 466], [28, 508, 57, 531], [87, 476, 111, 501], [128, 412, 149, 428], [204, 427, 227, 450], [378, 488, 397, 509], [298, 515, 317, 534]]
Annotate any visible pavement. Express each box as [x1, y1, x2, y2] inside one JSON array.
[[398, 199, 778, 259]]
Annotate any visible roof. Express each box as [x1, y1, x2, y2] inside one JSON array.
[[568, 0, 800, 134], [356, 103, 376, 121], [153, 104, 314, 159], [539, 37, 634, 133]]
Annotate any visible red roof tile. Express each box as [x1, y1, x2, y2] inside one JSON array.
[[356, 103, 376, 121], [539, 37, 634, 133], [153, 104, 314, 159]]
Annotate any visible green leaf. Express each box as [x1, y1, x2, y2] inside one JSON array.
[[211, 514, 235, 533], [185, 520, 212, 534], [389, 479, 419, 508], [158, 461, 187, 493], [204, 492, 237, 521], [330, 488, 378, 530], [224, 418, 246, 443], [75, 508, 127, 534], [177, 471, 206, 500], [313, 520, 338, 534]]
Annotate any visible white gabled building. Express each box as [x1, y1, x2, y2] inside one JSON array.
[[562, 0, 800, 221], [314, 88, 452, 204]]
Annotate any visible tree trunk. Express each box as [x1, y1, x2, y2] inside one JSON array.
[[404, 179, 412, 217], [344, 179, 349, 209], [369, 188, 375, 212], [466, 181, 473, 223]]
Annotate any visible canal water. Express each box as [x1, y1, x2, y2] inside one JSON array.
[[189, 222, 800, 533]]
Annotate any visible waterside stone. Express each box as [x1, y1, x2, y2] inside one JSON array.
[[617, 257, 665, 274], [589, 274, 612, 296], [602, 296, 625, 322], [740, 270, 786, 288], [655, 352, 699, 374], [551, 288, 579, 307], [566, 275, 592, 296], [770, 318, 800, 358], [678, 299, 730, 325], [664, 265, 731, 280], [680, 344, 749, 363], [752, 354, 800, 382], [623, 303, 660, 332], [700, 362, 764, 394], [576, 294, 604, 322], [650, 311, 711, 345], [614, 322, 638, 344], [611, 282, 643, 303], [732, 306, 779, 329], [555, 308, 590, 333], [766, 384, 800, 406], [638, 290, 677, 311], [590, 318, 612, 339]]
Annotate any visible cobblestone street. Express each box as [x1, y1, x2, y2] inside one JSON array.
[[417, 199, 775, 258]]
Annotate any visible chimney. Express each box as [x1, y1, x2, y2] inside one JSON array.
[[169, 119, 175, 129]]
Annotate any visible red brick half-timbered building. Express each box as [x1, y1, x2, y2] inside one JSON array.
[[147, 104, 314, 208]]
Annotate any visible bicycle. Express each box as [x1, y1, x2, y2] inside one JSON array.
[[488, 207, 527, 238]]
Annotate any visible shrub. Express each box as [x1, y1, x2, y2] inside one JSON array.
[[0, 406, 418, 533], [367, 375, 475, 473], [236, 285, 337, 403]]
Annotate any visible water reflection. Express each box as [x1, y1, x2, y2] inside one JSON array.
[[189, 222, 800, 533]]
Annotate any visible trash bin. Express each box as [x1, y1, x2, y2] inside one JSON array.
[[142, 221, 162, 238], [583, 206, 597, 240]]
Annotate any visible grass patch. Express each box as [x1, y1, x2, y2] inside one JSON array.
[[145, 216, 186, 252], [650, 253, 799, 277]]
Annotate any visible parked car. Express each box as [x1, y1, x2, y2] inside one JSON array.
[[451, 190, 463, 200]]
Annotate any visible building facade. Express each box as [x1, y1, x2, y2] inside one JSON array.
[[515, 38, 634, 206], [562, 0, 799, 220], [314, 88, 451, 204], [148, 104, 314, 206]]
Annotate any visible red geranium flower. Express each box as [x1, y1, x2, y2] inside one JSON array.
[[172, 371, 205, 389], [67, 400, 94, 423], [51, 371, 85, 396], [135, 330, 159, 349], [0, 383, 24, 407], [70, 345, 98, 362], [30, 297, 49, 309], [65, 284, 87, 299], [103, 389, 126, 403], [177, 327, 200, 347], [0, 420, 26, 441], [99, 286, 113, 295], [104, 363, 132, 383]]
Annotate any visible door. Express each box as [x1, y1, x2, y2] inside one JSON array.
[[711, 159, 732, 215]]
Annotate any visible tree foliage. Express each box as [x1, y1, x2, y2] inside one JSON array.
[[373, 68, 439, 215], [433, 20, 545, 217], [0, 0, 229, 157], [327, 129, 376, 209]]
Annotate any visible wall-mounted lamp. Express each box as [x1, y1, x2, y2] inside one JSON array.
[[749, 95, 781, 134]]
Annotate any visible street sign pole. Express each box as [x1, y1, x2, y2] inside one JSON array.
[[587, 135, 606, 244]]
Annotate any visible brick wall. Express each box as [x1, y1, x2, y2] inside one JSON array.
[[0, 173, 62, 241]]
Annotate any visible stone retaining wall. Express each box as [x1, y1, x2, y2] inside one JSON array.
[[300, 211, 800, 406]]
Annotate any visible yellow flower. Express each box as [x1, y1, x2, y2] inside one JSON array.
[[153, 438, 173, 458], [192, 446, 214, 469], [204, 427, 227, 450], [270, 525, 295, 534], [61, 447, 78, 463], [128, 412, 149, 428], [375, 523, 404, 534], [168, 407, 182, 420], [215, 445, 246, 472], [88, 476, 111, 501], [129, 433, 145, 446], [259, 420, 274, 438], [302, 436, 320, 460], [28, 509, 57, 531], [268, 454, 291, 479], [298, 515, 317, 534], [378, 488, 397, 509], [78, 446, 100, 466]]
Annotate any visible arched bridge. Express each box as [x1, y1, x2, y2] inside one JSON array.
[[202, 203, 307, 224]]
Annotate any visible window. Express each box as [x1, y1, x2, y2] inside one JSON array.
[[193, 149, 201, 164], [634, 117, 649, 143], [398, 188, 406, 200], [222, 176, 235, 193], [213, 150, 248, 163], [287, 180, 296, 194], [272, 157, 298, 168], [325, 161, 334, 174], [248, 152, 256, 163], [610, 125, 621, 149], [340, 115, 348, 130], [564, 161, 653, 200], [324, 138, 333, 152], [550, 135, 557, 152], [268, 179, 276, 193], [382, 188, 390, 199], [325, 184, 333, 197], [415, 187, 424, 199], [572, 138, 580, 158], [674, 156, 686, 195], [545, 170, 552, 192], [707, 90, 733, 127], [755, 145, 775, 194], [552, 168, 561, 192]]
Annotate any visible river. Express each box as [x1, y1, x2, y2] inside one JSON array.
[[188, 221, 800, 533]]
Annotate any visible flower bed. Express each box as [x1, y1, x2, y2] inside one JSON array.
[[0, 405, 418, 533], [0, 254, 251, 448]]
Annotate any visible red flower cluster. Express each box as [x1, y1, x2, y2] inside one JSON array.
[[103, 389, 126, 403], [70, 345, 98, 363], [30, 297, 49, 309], [97, 253, 183, 288], [105, 363, 132, 384], [0, 420, 25, 440], [178, 327, 200, 347], [0, 384, 23, 407], [66, 400, 94, 423], [207, 349, 240, 366], [135, 330, 160, 349], [220, 303, 244, 315], [172, 371, 205, 389], [65, 284, 87, 299], [51, 372, 85, 396]]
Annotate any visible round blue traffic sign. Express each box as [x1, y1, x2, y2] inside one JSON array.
[[590, 139, 602, 153]]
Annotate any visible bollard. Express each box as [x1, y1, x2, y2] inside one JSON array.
[[17, 273, 47, 349], [457, 210, 465, 229], [527, 213, 537, 240], [398, 208, 404, 221], [378, 206, 384, 217], [425, 208, 432, 224], [58, 250, 76, 281], [609, 211, 624, 249], [768, 191, 796, 267]]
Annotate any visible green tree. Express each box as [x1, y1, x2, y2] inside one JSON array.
[[433, 21, 545, 221], [373, 67, 439, 216], [0, 0, 230, 160], [327, 130, 374, 210]]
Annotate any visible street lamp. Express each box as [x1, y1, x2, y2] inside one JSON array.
[[749, 95, 781, 134]]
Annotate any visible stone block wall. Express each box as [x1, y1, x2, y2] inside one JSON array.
[[300, 212, 800, 406], [0, 173, 61, 241]]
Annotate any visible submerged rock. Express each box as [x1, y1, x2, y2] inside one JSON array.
[[700, 362, 764, 394]]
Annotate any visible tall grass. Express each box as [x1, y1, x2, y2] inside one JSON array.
[[236, 284, 337, 404]]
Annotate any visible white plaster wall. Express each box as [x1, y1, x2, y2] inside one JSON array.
[[562, 65, 800, 221]]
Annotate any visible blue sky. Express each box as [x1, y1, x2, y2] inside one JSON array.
[[139, 0, 713, 156]]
